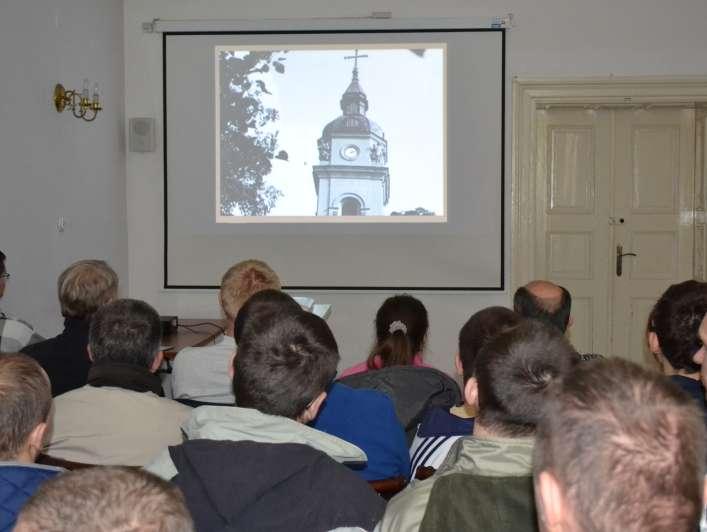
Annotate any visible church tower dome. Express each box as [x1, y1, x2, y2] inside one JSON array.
[[312, 51, 390, 216]]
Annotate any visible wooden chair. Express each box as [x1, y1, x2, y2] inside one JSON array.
[[415, 465, 436, 481], [368, 476, 407, 500], [36, 454, 141, 471], [36, 453, 95, 470]]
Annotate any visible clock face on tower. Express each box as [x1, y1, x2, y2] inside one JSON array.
[[340, 144, 360, 161]]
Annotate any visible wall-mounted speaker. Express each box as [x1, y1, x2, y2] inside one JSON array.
[[129, 117, 156, 153]]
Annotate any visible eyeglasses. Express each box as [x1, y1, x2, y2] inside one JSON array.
[[0, 273, 9, 280]]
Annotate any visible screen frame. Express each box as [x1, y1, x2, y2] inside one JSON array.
[[163, 27, 506, 291]]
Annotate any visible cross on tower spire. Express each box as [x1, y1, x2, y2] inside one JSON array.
[[344, 49, 368, 79]]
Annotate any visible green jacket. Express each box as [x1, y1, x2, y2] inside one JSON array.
[[375, 435, 535, 532]]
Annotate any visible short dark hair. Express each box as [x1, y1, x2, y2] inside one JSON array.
[[0, 354, 51, 460], [458, 306, 523, 383], [89, 299, 161, 368], [15, 467, 194, 532], [234, 310, 339, 419], [475, 320, 578, 437], [234, 289, 301, 344], [367, 294, 429, 369], [0, 250, 6, 274], [534, 358, 706, 532], [513, 285, 572, 333], [648, 280, 707, 373]]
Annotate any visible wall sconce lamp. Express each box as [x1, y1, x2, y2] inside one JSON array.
[[53, 79, 102, 122]]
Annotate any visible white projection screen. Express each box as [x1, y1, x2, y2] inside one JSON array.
[[164, 28, 505, 289]]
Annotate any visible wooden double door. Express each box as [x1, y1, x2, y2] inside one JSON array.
[[534, 106, 696, 364]]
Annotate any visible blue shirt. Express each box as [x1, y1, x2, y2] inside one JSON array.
[[311, 383, 410, 481]]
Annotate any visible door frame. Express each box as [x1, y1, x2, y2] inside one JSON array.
[[512, 77, 707, 291]]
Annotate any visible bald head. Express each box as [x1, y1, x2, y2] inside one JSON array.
[[514, 281, 572, 333]]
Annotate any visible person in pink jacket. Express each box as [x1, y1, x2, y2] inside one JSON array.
[[340, 294, 432, 378]]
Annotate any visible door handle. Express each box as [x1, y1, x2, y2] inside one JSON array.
[[616, 245, 637, 277]]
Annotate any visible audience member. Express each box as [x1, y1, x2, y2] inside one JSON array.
[[147, 309, 384, 531], [0, 354, 62, 530], [647, 280, 707, 421], [15, 466, 194, 532], [0, 250, 42, 352], [377, 320, 577, 532], [340, 294, 430, 378], [171, 259, 280, 404], [22, 259, 118, 396], [513, 280, 572, 333], [46, 299, 191, 466], [238, 289, 411, 481], [693, 313, 707, 399], [409, 306, 522, 475], [534, 358, 706, 532]]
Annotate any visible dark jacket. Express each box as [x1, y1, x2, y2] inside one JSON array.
[[0, 463, 63, 531], [339, 366, 462, 444], [22, 318, 91, 396], [169, 439, 385, 532]]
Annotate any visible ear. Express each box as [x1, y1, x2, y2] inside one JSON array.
[[149, 351, 164, 373], [87, 345, 94, 362], [567, 315, 574, 329], [648, 331, 661, 356], [299, 391, 327, 424], [464, 377, 478, 409], [454, 352, 463, 377], [536, 470, 567, 532], [26, 422, 48, 461]]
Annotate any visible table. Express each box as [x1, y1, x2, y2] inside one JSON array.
[[161, 318, 225, 360]]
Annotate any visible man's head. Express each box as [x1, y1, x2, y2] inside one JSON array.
[[219, 259, 281, 321], [457, 306, 523, 384], [470, 319, 577, 437], [514, 281, 572, 333], [233, 289, 300, 344], [648, 280, 707, 374], [534, 358, 706, 532], [0, 249, 7, 299], [58, 259, 118, 319], [88, 299, 162, 372], [0, 354, 51, 463], [234, 309, 339, 423], [15, 466, 194, 532]]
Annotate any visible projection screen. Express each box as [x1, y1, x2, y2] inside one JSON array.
[[164, 28, 504, 289]]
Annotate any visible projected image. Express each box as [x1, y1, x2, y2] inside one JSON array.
[[215, 44, 446, 222]]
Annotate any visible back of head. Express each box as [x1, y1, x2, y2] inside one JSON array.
[[368, 294, 429, 369], [534, 358, 706, 532], [234, 289, 300, 344], [458, 306, 523, 383], [15, 467, 194, 532], [234, 310, 339, 419], [220, 259, 281, 320], [57, 259, 118, 319], [475, 320, 578, 437], [0, 249, 6, 274], [513, 282, 571, 333], [89, 299, 161, 368], [648, 279, 707, 373], [0, 354, 51, 460]]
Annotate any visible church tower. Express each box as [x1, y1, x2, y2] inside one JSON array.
[[312, 51, 389, 216]]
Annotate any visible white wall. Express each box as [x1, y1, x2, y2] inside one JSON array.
[[124, 0, 707, 374], [0, 0, 126, 337]]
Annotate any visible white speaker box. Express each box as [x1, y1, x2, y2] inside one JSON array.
[[129, 117, 156, 153]]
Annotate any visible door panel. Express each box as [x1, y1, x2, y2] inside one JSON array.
[[612, 108, 695, 364], [536, 109, 612, 356]]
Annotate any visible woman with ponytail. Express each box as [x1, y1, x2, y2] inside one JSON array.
[[340, 295, 430, 378]]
